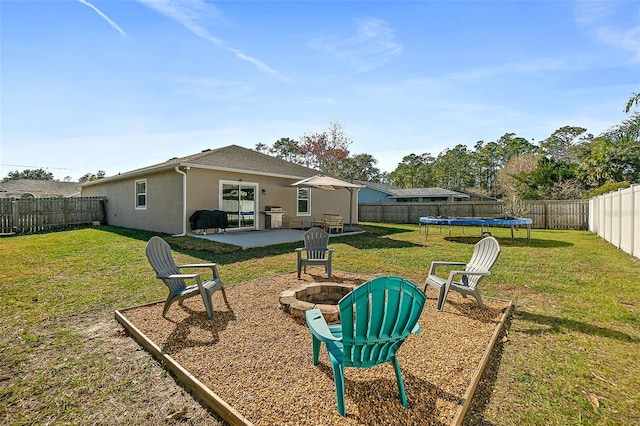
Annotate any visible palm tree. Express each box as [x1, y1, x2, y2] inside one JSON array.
[[624, 92, 640, 113]]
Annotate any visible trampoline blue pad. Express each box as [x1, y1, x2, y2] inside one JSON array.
[[419, 217, 532, 226]]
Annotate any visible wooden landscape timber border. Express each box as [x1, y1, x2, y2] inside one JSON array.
[[452, 298, 513, 425], [114, 298, 513, 426], [114, 302, 254, 426]]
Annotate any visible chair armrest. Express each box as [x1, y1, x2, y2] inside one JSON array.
[[178, 263, 216, 268], [178, 264, 220, 281], [446, 270, 490, 284], [159, 273, 199, 280], [429, 261, 466, 275], [305, 309, 341, 343]]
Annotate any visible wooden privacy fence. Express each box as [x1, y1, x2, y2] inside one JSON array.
[[0, 197, 106, 235], [358, 200, 589, 230], [589, 184, 640, 259]]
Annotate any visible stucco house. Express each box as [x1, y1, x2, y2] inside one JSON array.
[[80, 145, 360, 235], [355, 180, 470, 203]]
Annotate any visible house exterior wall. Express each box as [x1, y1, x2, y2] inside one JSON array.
[[82, 167, 358, 234], [82, 169, 184, 234], [358, 187, 393, 203], [184, 168, 357, 229]]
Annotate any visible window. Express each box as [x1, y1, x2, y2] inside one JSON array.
[[297, 187, 310, 216], [135, 179, 147, 209], [221, 181, 257, 229]]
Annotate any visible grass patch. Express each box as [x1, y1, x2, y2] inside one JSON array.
[[0, 224, 638, 425]]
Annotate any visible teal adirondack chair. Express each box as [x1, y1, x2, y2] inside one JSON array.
[[305, 276, 427, 416]]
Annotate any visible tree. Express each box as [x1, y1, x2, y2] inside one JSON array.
[[298, 122, 352, 174], [387, 153, 434, 188], [578, 113, 640, 186], [496, 153, 538, 200], [255, 142, 270, 154], [270, 137, 304, 163], [538, 126, 587, 161], [336, 153, 381, 182], [625, 92, 640, 113], [513, 156, 581, 199], [2, 168, 54, 182], [474, 141, 500, 196], [495, 133, 537, 167], [78, 171, 106, 183], [433, 144, 475, 190]]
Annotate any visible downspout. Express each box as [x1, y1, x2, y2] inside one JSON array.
[[173, 166, 188, 236]]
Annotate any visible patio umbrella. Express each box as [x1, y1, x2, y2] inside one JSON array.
[[291, 174, 363, 227]]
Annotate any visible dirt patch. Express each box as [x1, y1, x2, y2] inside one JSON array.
[[117, 271, 510, 425]]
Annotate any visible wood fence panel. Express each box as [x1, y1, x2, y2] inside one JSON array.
[[0, 197, 106, 235], [359, 200, 589, 230], [0, 199, 14, 235]]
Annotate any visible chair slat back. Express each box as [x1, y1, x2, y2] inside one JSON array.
[[304, 227, 330, 260], [338, 276, 426, 368], [145, 236, 187, 294], [465, 236, 501, 288]]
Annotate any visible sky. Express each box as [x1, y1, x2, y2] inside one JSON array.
[[1, 0, 639, 181]]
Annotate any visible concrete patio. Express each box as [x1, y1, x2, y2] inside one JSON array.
[[191, 226, 364, 249]]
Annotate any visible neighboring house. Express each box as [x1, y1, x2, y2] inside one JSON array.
[[80, 145, 359, 235], [356, 180, 470, 203], [456, 190, 498, 202], [0, 179, 81, 198]]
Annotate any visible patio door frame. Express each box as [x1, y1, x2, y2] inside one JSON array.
[[219, 180, 259, 231]]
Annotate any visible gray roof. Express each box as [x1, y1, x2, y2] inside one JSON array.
[[389, 188, 470, 199], [0, 179, 81, 198], [355, 180, 469, 199], [354, 180, 401, 195], [82, 145, 320, 186]]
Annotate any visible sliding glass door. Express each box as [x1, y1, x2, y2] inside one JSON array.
[[221, 181, 257, 230]]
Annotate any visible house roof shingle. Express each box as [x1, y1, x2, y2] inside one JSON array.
[[82, 145, 320, 186], [355, 180, 469, 199]]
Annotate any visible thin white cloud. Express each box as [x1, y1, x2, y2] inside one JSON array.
[[135, 0, 289, 82], [573, 1, 640, 61], [78, 0, 127, 36], [595, 25, 640, 61], [447, 58, 569, 82], [572, 1, 614, 25], [310, 17, 402, 72]]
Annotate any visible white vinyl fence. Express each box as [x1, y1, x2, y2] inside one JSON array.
[[589, 184, 640, 259]]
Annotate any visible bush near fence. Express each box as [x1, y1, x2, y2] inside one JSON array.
[[0, 197, 106, 235], [358, 200, 589, 230]]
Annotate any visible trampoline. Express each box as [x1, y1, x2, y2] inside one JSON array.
[[419, 217, 532, 243]]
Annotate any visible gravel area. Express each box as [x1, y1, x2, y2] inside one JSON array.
[[119, 270, 510, 425]]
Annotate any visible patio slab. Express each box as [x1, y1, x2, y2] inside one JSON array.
[[191, 227, 364, 249]]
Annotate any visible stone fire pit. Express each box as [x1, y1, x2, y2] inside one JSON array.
[[279, 282, 356, 323]]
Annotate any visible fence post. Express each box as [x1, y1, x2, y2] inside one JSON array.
[[64, 198, 69, 228], [12, 199, 19, 233]]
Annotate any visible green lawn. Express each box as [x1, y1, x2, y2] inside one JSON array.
[[0, 223, 638, 425]]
